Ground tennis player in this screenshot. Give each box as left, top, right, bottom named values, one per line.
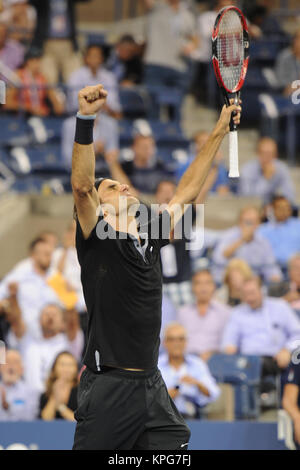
left=72, top=84, right=241, bottom=450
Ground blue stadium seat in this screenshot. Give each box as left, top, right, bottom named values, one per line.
left=12, top=175, right=70, bottom=193
left=208, top=354, right=262, bottom=419
left=0, top=115, right=32, bottom=146
left=119, top=87, right=150, bottom=118
left=9, top=143, right=68, bottom=175
left=250, top=39, right=284, bottom=66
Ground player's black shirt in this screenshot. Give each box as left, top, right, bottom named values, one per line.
left=285, top=361, right=300, bottom=409
left=76, top=211, right=170, bottom=371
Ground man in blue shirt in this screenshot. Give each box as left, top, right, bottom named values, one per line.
left=222, top=276, right=300, bottom=367
left=159, top=323, right=220, bottom=419
left=259, top=196, right=300, bottom=270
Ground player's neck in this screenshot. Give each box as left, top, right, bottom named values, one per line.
left=105, top=212, right=140, bottom=239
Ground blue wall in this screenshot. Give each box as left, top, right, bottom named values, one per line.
left=0, top=421, right=287, bottom=450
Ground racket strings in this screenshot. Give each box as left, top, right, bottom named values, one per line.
left=217, top=10, right=244, bottom=92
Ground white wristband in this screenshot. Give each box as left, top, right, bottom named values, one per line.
left=76, top=112, right=97, bottom=120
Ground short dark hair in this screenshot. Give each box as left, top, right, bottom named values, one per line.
left=85, top=43, right=103, bottom=55
left=118, top=34, right=136, bottom=45
left=271, top=194, right=290, bottom=206
left=29, top=237, right=47, bottom=253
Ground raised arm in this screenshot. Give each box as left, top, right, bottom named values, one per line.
left=71, top=85, right=108, bottom=239
left=166, top=103, right=241, bottom=231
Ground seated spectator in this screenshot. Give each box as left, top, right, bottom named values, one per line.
left=275, top=29, right=300, bottom=97
left=158, top=323, right=220, bottom=419
left=0, top=0, right=36, bottom=45
left=104, top=132, right=173, bottom=197
left=5, top=48, right=65, bottom=116
left=0, top=349, right=39, bottom=421
left=62, top=113, right=119, bottom=172
left=238, top=137, right=295, bottom=205
left=269, top=253, right=300, bottom=312
left=67, top=44, right=122, bottom=119
left=29, top=0, right=91, bottom=85
left=175, top=130, right=230, bottom=195
left=211, top=206, right=282, bottom=285
left=282, top=360, right=300, bottom=450
left=246, top=4, right=286, bottom=39
left=177, top=270, right=231, bottom=362
left=39, top=351, right=78, bottom=421
left=107, top=34, right=143, bottom=86
left=215, top=258, right=254, bottom=307
left=0, top=20, right=24, bottom=76
left=259, top=196, right=300, bottom=270
left=0, top=237, right=61, bottom=339
left=222, top=276, right=300, bottom=370
left=4, top=295, right=83, bottom=392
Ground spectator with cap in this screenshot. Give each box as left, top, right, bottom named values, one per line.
left=0, top=349, right=39, bottom=421
left=0, top=20, right=24, bottom=76
left=177, top=270, right=231, bottom=362
left=3, top=293, right=83, bottom=392
left=282, top=360, right=300, bottom=450
left=269, top=253, right=300, bottom=312
left=175, top=130, right=230, bottom=195
left=5, top=47, right=65, bottom=116
left=39, top=351, right=78, bottom=421
left=107, top=34, right=143, bottom=86
left=259, top=196, right=300, bottom=271
left=158, top=323, right=220, bottom=419
left=222, top=276, right=300, bottom=370
left=211, top=206, right=282, bottom=285
left=67, top=43, right=122, bottom=119
left=275, top=29, right=300, bottom=97
left=238, top=137, right=295, bottom=205
left=29, top=0, right=91, bottom=85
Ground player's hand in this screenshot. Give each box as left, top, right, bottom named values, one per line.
left=78, top=85, right=108, bottom=116
left=216, top=100, right=242, bottom=135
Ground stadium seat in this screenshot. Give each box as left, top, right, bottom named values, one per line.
left=208, top=354, right=262, bottom=419
left=8, top=143, right=68, bottom=175
left=0, top=115, right=33, bottom=147
left=119, top=87, right=150, bottom=118
left=28, top=116, right=65, bottom=144
left=12, top=174, right=69, bottom=194
left=250, top=39, right=287, bottom=66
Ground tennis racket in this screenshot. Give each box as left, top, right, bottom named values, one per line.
left=212, top=6, right=249, bottom=178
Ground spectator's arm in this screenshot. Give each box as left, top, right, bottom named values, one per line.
left=2, top=283, right=26, bottom=339
left=40, top=395, right=57, bottom=421
left=261, top=240, right=282, bottom=282
left=47, top=88, right=65, bottom=115
left=281, top=303, right=300, bottom=352
left=221, top=313, right=240, bottom=354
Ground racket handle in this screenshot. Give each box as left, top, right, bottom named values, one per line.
left=229, top=130, right=239, bottom=178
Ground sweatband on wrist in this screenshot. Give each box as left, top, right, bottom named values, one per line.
left=74, top=114, right=96, bottom=145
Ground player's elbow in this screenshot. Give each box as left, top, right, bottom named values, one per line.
left=71, top=180, right=93, bottom=197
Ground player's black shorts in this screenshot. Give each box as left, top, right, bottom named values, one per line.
left=73, top=365, right=191, bottom=450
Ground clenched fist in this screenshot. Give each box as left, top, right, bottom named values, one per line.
left=78, top=85, right=108, bottom=116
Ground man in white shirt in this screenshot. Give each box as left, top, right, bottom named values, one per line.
left=3, top=289, right=83, bottom=393
left=0, top=238, right=61, bottom=339
left=0, top=349, right=39, bottom=421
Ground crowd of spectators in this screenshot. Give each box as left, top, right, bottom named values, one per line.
left=0, top=0, right=299, bottom=444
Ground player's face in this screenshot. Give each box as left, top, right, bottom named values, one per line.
left=242, top=280, right=263, bottom=309
left=0, top=351, right=23, bottom=385
left=164, top=326, right=187, bottom=357
left=98, top=179, right=139, bottom=216
left=192, top=272, right=215, bottom=302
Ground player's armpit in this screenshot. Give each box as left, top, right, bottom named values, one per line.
left=72, top=187, right=99, bottom=240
